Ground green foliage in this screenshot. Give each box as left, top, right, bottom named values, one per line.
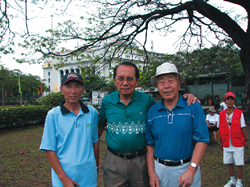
left=137, top=40, right=242, bottom=89
left=0, top=66, right=47, bottom=105
left=137, top=55, right=166, bottom=88
left=204, top=94, right=214, bottom=101
left=38, top=92, right=64, bottom=109
left=80, top=66, right=110, bottom=93
left=100, top=79, right=117, bottom=92
left=0, top=105, right=49, bottom=130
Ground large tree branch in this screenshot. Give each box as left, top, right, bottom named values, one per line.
left=224, top=0, right=250, bottom=12
left=193, top=0, right=248, bottom=49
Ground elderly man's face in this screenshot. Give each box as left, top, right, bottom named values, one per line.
left=157, top=74, right=180, bottom=102
left=114, top=65, right=139, bottom=97
left=60, top=81, right=84, bottom=105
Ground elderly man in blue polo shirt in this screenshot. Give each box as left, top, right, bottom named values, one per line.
left=40, top=72, right=99, bottom=187
left=146, top=62, right=209, bottom=187
left=98, top=61, right=199, bottom=187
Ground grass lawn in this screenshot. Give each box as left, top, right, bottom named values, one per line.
left=0, top=125, right=249, bottom=187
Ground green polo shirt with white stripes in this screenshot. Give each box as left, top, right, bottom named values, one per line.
left=99, top=90, right=157, bottom=153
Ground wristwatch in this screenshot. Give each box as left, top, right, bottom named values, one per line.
left=190, top=162, right=198, bottom=168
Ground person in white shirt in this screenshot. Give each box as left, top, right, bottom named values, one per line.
left=206, top=106, right=219, bottom=145
left=220, top=101, right=227, bottom=110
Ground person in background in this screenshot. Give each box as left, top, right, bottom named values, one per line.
left=214, top=95, right=221, bottom=113
left=206, top=106, right=220, bottom=145
left=218, top=92, right=248, bottom=187
left=220, top=100, right=227, bottom=111
left=98, top=61, right=198, bottom=187
left=40, top=72, right=99, bottom=187
left=146, top=62, right=209, bottom=187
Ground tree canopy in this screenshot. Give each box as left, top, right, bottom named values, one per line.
left=138, top=40, right=243, bottom=89
left=1, top=0, right=250, bottom=121
left=0, top=66, right=47, bottom=105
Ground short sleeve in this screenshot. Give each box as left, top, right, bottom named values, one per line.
left=39, top=110, right=57, bottom=151
left=206, top=114, right=209, bottom=121
left=92, top=108, right=99, bottom=143
left=148, top=95, right=157, bottom=109
left=98, top=99, right=107, bottom=127
left=240, top=113, right=246, bottom=128
left=146, top=108, right=155, bottom=146
left=192, top=103, right=210, bottom=143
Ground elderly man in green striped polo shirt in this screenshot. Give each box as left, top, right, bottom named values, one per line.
left=98, top=61, right=197, bottom=187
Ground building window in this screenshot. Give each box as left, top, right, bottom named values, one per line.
left=48, top=78, right=50, bottom=83
left=48, top=72, right=50, bottom=76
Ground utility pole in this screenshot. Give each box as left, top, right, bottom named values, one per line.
left=0, top=64, right=5, bottom=106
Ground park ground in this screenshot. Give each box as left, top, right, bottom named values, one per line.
left=0, top=125, right=250, bottom=187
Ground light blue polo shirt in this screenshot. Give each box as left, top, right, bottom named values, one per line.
left=40, top=100, right=98, bottom=187
left=99, top=90, right=157, bottom=153
left=146, top=94, right=209, bottom=160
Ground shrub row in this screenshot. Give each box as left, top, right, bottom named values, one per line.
left=0, top=105, right=50, bottom=130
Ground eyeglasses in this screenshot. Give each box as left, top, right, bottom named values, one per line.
left=115, top=76, right=136, bottom=83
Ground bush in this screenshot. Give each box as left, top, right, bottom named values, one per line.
left=0, top=105, right=49, bottom=130
left=38, top=92, right=64, bottom=109
left=204, top=94, right=214, bottom=101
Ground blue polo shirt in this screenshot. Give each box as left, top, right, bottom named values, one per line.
left=99, top=90, right=157, bottom=153
left=40, top=100, right=98, bottom=187
left=146, top=94, right=209, bottom=160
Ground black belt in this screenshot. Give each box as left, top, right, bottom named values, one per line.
left=154, top=156, right=191, bottom=166
left=108, top=146, right=147, bottom=159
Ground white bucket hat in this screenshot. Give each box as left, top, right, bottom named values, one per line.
left=208, top=106, right=216, bottom=113
left=151, top=62, right=185, bottom=87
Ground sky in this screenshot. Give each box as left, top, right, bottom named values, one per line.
left=1, top=0, right=247, bottom=79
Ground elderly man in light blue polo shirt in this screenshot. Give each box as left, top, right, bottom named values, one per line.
left=40, top=72, right=99, bottom=187
left=146, top=62, right=209, bottom=187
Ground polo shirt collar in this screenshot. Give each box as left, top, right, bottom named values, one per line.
left=114, top=90, right=139, bottom=104
left=158, top=93, right=186, bottom=111
left=60, top=100, right=89, bottom=115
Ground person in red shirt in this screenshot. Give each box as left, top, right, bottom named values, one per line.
left=218, top=92, right=248, bottom=187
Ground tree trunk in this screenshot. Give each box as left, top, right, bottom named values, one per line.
left=240, top=48, right=250, bottom=125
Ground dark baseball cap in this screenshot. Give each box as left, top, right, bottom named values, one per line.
left=61, top=72, right=84, bottom=86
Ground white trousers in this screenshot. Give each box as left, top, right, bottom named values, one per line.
left=154, top=160, right=201, bottom=187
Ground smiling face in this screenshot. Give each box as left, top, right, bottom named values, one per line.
left=114, top=64, right=139, bottom=98
left=60, top=81, right=84, bottom=105
left=157, top=73, right=180, bottom=103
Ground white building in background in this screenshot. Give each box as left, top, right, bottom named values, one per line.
left=42, top=49, right=166, bottom=96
